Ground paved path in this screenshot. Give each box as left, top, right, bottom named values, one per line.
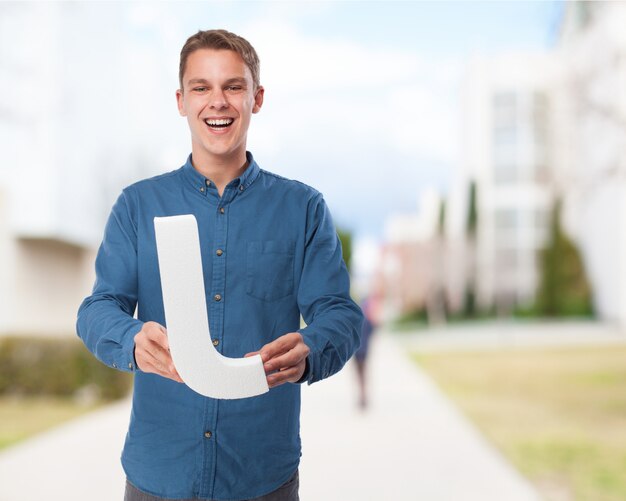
left=0, top=396, right=130, bottom=501
left=0, top=332, right=541, bottom=501
left=299, top=333, right=540, bottom=501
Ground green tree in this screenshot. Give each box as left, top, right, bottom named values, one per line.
left=438, top=198, right=446, bottom=237
left=464, top=181, right=478, bottom=317
left=535, top=199, right=594, bottom=317
left=337, top=228, right=352, bottom=273
left=466, top=181, right=478, bottom=237
left=428, top=198, right=448, bottom=325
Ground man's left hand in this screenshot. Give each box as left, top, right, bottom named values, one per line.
left=245, top=332, right=310, bottom=388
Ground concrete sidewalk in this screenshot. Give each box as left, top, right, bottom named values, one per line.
left=299, top=333, right=539, bottom=501
left=0, top=333, right=540, bottom=501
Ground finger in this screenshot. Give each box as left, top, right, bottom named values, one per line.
left=147, top=328, right=170, bottom=351
left=141, top=357, right=183, bottom=383
left=162, top=357, right=180, bottom=378
left=267, top=365, right=302, bottom=388
left=258, top=339, right=289, bottom=363
left=259, top=333, right=300, bottom=362
left=144, top=351, right=173, bottom=375
left=171, top=370, right=184, bottom=383
left=145, top=337, right=181, bottom=381
left=142, top=337, right=169, bottom=357
left=263, top=344, right=309, bottom=373
left=139, top=340, right=176, bottom=372
left=134, top=325, right=171, bottom=373
left=145, top=320, right=166, bottom=332
left=244, top=351, right=260, bottom=358
left=144, top=321, right=167, bottom=337
left=139, top=358, right=167, bottom=377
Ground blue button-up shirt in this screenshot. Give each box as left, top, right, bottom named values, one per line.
left=76, top=152, right=362, bottom=500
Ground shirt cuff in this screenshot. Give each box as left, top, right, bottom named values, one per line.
left=295, top=357, right=310, bottom=384
left=112, top=320, right=144, bottom=373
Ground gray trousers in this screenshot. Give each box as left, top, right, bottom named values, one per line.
left=124, top=470, right=299, bottom=501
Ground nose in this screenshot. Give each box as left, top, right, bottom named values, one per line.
left=209, top=88, right=228, bottom=110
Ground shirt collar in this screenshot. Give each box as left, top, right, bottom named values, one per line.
left=181, top=151, right=261, bottom=196
left=238, top=151, right=261, bottom=190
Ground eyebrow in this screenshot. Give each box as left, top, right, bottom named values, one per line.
left=186, top=77, right=248, bottom=86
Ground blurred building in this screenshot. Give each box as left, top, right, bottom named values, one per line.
left=0, top=3, right=172, bottom=335
left=352, top=0, right=626, bottom=327
left=457, top=52, right=559, bottom=313
left=378, top=50, right=561, bottom=320
left=377, top=189, right=445, bottom=322
left=555, top=0, right=626, bottom=325
left=447, top=0, right=626, bottom=324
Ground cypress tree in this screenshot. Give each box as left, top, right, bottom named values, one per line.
left=464, top=181, right=478, bottom=317
left=535, top=199, right=594, bottom=317
left=438, top=199, right=446, bottom=237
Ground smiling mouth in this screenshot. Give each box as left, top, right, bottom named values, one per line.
left=204, top=118, right=234, bottom=129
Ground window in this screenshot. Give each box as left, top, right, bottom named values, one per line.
left=495, top=209, right=519, bottom=230
left=493, top=92, right=517, bottom=128
left=492, top=92, right=519, bottom=184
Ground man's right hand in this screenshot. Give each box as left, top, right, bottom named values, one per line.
left=134, top=321, right=184, bottom=383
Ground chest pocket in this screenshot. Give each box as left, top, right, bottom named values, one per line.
left=246, top=241, right=295, bottom=301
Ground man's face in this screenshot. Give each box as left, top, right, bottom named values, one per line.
left=176, top=49, right=263, bottom=165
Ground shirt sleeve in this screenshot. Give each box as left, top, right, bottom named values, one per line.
left=297, top=193, right=363, bottom=384
left=76, top=188, right=144, bottom=373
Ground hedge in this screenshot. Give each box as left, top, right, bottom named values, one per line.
left=0, top=336, right=132, bottom=400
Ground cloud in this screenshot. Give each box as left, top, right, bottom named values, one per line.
left=243, top=18, right=461, bottom=168
left=248, top=22, right=423, bottom=92
left=238, top=18, right=461, bottom=238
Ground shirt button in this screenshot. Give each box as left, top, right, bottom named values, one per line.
left=112, top=363, right=117, bottom=368
left=214, top=294, right=222, bottom=302
left=204, top=431, right=212, bottom=439
left=216, top=249, right=223, bottom=256
left=128, top=363, right=133, bottom=370
left=206, top=180, right=211, bottom=187
left=219, top=207, right=225, bottom=214
left=239, top=185, right=244, bottom=191
left=212, top=339, right=219, bottom=346
left=200, top=187, right=205, bottom=193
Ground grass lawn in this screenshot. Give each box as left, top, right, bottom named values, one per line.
left=412, top=345, right=626, bottom=501
left=0, top=396, right=102, bottom=451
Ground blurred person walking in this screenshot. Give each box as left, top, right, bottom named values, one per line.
left=76, top=29, right=362, bottom=501
left=354, top=294, right=380, bottom=410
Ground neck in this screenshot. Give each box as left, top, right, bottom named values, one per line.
left=190, top=148, right=248, bottom=196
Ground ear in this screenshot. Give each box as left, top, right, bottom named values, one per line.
left=176, top=89, right=186, bottom=117
left=252, top=86, right=264, bottom=114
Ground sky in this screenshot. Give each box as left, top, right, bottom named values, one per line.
left=116, top=0, right=563, bottom=240
left=1, top=0, right=564, bottom=246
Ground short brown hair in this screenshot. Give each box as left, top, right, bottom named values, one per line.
left=179, top=29, right=260, bottom=90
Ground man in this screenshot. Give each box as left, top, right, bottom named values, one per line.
left=76, top=29, right=362, bottom=501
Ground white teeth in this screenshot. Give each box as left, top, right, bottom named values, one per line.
left=205, top=118, right=233, bottom=126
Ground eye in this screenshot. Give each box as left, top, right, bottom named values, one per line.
left=226, top=86, right=243, bottom=92
left=192, top=86, right=208, bottom=92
